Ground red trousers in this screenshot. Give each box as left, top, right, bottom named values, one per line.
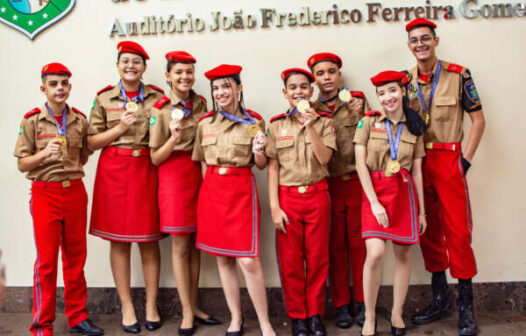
left=30, top=179, right=89, bottom=336
left=328, top=174, right=365, bottom=307
left=420, top=146, right=477, bottom=279
left=276, top=180, right=331, bottom=319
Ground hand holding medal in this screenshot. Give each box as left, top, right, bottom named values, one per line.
left=169, top=118, right=182, bottom=142
left=43, top=138, right=62, bottom=159
left=252, top=131, right=266, bottom=155
left=120, top=109, right=137, bottom=129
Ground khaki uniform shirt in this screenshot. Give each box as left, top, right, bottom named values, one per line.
left=405, top=60, right=482, bottom=144
left=149, top=90, right=208, bottom=151
left=353, top=111, right=425, bottom=172
left=312, top=91, right=370, bottom=177
left=266, top=111, right=337, bottom=186
left=88, top=84, right=164, bottom=149
left=14, top=105, right=91, bottom=181
left=192, top=109, right=265, bottom=167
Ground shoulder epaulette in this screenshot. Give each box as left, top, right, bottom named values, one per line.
left=247, top=109, right=263, bottom=120
left=149, top=84, right=165, bottom=94
left=199, top=95, right=208, bottom=103
left=270, top=113, right=286, bottom=123
left=316, top=111, right=332, bottom=118
left=447, top=63, right=464, bottom=74
left=97, top=85, right=113, bottom=96
left=199, top=110, right=214, bottom=122
left=366, top=110, right=381, bottom=117
left=154, top=96, right=170, bottom=109
left=72, top=107, right=86, bottom=118
left=351, top=91, right=365, bottom=99
left=24, top=107, right=41, bottom=119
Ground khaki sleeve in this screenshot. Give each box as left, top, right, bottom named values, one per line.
left=265, top=123, right=277, bottom=159
left=88, top=96, right=107, bottom=135
left=80, top=117, right=93, bottom=162
left=353, top=117, right=370, bottom=146
left=191, top=122, right=204, bottom=162
left=257, top=118, right=266, bottom=134
left=149, top=107, right=170, bottom=149
left=321, top=118, right=337, bottom=151
left=413, top=135, right=426, bottom=159
left=14, top=117, right=35, bottom=158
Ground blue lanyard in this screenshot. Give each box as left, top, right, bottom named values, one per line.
left=219, top=108, right=256, bottom=125
left=288, top=108, right=298, bottom=117
left=319, top=91, right=338, bottom=104
left=385, top=120, right=404, bottom=161
left=416, top=61, right=441, bottom=114
left=177, top=99, right=192, bottom=118
left=118, top=80, right=144, bottom=109
left=45, top=103, right=67, bottom=136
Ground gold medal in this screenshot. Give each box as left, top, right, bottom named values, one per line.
left=386, top=160, right=401, bottom=175
left=424, top=113, right=430, bottom=125
left=171, top=108, right=184, bottom=120
left=248, top=124, right=261, bottom=137
left=55, top=135, right=67, bottom=149
left=338, top=89, right=352, bottom=103
left=126, top=101, right=139, bottom=113
left=297, top=100, right=310, bottom=114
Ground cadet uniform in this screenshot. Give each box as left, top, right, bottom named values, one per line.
left=309, top=52, right=369, bottom=310
left=14, top=64, right=95, bottom=336
left=88, top=42, right=165, bottom=243
left=266, top=68, right=337, bottom=320
left=192, top=65, right=265, bottom=257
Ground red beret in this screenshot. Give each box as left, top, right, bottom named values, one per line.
left=370, top=71, right=407, bottom=86
left=117, top=41, right=150, bottom=60
left=281, top=68, right=315, bottom=83
left=204, top=64, right=243, bottom=81
left=405, top=18, right=437, bottom=32
left=165, top=51, right=196, bottom=64
left=307, top=52, right=342, bottom=69
left=41, top=63, right=71, bottom=77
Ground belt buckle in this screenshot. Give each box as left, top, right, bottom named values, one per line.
left=426, top=142, right=433, bottom=150
left=218, top=167, right=227, bottom=175
left=451, top=144, right=456, bottom=151
left=298, top=186, right=307, bottom=194
left=341, top=174, right=350, bottom=181
left=62, top=180, right=71, bottom=188
left=132, top=149, right=140, bottom=157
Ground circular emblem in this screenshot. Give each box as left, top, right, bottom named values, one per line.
left=171, top=108, right=184, bottom=120
left=126, top=101, right=139, bottom=113
left=248, top=124, right=261, bottom=137
left=297, top=100, right=310, bottom=114
left=338, top=89, right=351, bottom=103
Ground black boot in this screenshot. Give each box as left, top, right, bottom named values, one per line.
left=291, top=318, right=309, bottom=336
left=458, top=279, right=478, bottom=336
left=411, top=271, right=453, bottom=325
left=355, top=301, right=366, bottom=327
left=307, top=315, right=327, bottom=336
left=335, top=304, right=353, bottom=329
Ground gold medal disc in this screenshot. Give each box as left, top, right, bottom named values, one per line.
left=338, top=89, right=352, bottom=103
left=297, top=100, right=310, bottom=114
left=126, top=101, right=139, bottom=113
left=386, top=160, right=401, bottom=174
left=56, top=135, right=67, bottom=148
left=424, top=113, right=430, bottom=125
left=248, top=124, right=261, bottom=137
left=171, top=109, right=184, bottom=120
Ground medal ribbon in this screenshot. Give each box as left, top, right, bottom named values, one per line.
left=288, top=108, right=298, bottom=117
left=219, top=108, right=256, bottom=125
left=416, top=60, right=441, bottom=114
left=177, top=99, right=192, bottom=118
left=118, top=80, right=145, bottom=110
left=45, top=103, right=67, bottom=136
left=319, top=91, right=339, bottom=104
left=385, top=120, right=404, bottom=161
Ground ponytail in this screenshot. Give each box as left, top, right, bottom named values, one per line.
left=403, top=105, right=426, bottom=136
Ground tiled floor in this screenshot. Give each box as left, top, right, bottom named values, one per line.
left=1, top=311, right=525, bottom=336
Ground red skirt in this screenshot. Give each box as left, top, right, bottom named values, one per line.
left=158, top=151, right=202, bottom=235
left=90, top=147, right=164, bottom=243
left=196, top=166, right=260, bottom=257
left=361, top=170, right=419, bottom=244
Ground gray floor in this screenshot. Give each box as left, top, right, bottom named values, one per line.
left=1, top=311, right=525, bottom=336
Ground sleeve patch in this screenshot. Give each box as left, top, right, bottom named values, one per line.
left=150, top=116, right=157, bottom=126
left=357, top=119, right=364, bottom=129
left=91, top=100, right=96, bottom=110
left=464, top=80, right=480, bottom=104
left=18, top=125, right=23, bottom=134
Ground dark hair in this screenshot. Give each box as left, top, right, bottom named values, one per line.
left=210, top=74, right=245, bottom=113
left=408, top=25, right=436, bottom=37
left=283, top=72, right=312, bottom=87
left=117, top=52, right=146, bottom=65
left=166, top=61, right=195, bottom=73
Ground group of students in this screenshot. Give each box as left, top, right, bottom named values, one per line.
left=14, top=17, right=485, bottom=336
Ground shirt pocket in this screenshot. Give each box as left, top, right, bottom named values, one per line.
left=64, top=137, right=83, bottom=169
left=276, top=138, right=294, bottom=162
left=338, top=119, right=359, bottom=157
left=434, top=96, right=457, bottom=122
left=180, top=121, right=196, bottom=143
left=106, top=111, right=123, bottom=129
left=36, top=137, right=63, bottom=164
left=201, top=135, right=218, bottom=162
left=399, top=133, right=417, bottom=162
left=368, top=130, right=388, bottom=154
left=232, top=135, right=252, bottom=158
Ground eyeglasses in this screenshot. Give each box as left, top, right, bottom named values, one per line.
left=408, top=35, right=435, bottom=45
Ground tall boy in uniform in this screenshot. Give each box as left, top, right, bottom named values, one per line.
left=14, top=63, right=103, bottom=336
left=309, top=52, right=369, bottom=328
left=403, top=18, right=485, bottom=336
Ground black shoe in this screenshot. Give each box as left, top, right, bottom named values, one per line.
left=411, top=271, right=453, bottom=325
left=122, top=322, right=140, bottom=334
left=69, top=319, right=104, bottom=336
left=458, top=279, right=478, bottom=336
left=390, top=323, right=406, bottom=336
left=361, top=320, right=377, bottom=336
left=178, top=326, right=195, bottom=336
left=356, top=302, right=366, bottom=327
left=145, top=319, right=162, bottom=331
left=335, top=304, right=353, bottom=329
left=307, top=315, right=326, bottom=336
left=225, top=317, right=244, bottom=336
left=291, top=319, right=308, bottom=336
left=195, top=315, right=222, bottom=325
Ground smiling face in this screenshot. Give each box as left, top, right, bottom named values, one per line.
left=407, top=26, right=439, bottom=63
left=116, top=52, right=146, bottom=83
left=376, top=81, right=405, bottom=115
left=166, top=63, right=195, bottom=96
left=283, top=73, right=314, bottom=108
left=211, top=77, right=242, bottom=111
left=312, top=61, right=341, bottom=94
left=40, top=75, right=71, bottom=106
